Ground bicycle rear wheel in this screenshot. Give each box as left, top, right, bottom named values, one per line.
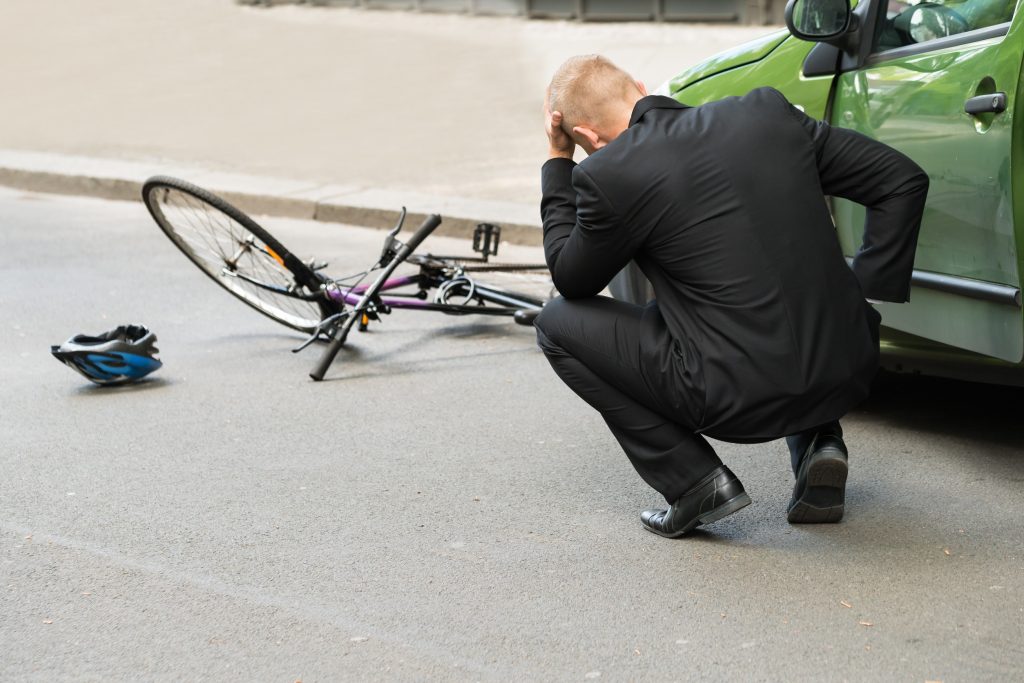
left=142, top=176, right=331, bottom=333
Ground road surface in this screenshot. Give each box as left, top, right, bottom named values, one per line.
left=2, top=188, right=1022, bottom=681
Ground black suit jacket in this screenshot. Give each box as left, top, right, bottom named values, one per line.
left=540, top=88, right=928, bottom=439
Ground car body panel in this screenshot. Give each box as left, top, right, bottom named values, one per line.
left=671, top=35, right=833, bottom=119
left=831, top=22, right=1024, bottom=362
left=662, top=29, right=791, bottom=94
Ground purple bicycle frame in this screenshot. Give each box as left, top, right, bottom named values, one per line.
left=325, top=272, right=544, bottom=316
left=327, top=275, right=433, bottom=309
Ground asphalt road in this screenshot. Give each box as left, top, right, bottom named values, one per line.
left=2, top=188, right=1023, bottom=681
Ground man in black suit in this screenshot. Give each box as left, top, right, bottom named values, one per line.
left=536, top=55, right=928, bottom=537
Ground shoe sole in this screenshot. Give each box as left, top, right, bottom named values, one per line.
left=643, top=491, right=753, bottom=539
left=787, top=447, right=847, bottom=524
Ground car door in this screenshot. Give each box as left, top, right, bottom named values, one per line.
left=830, top=0, right=1024, bottom=362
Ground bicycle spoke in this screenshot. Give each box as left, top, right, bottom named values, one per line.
left=147, top=182, right=325, bottom=332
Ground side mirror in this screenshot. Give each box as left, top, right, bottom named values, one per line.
left=785, top=0, right=853, bottom=41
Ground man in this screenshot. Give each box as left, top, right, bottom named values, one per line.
left=535, top=55, right=928, bottom=538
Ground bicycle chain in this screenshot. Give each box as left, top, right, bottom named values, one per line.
left=450, top=263, right=549, bottom=273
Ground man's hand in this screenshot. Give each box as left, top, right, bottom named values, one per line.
left=545, top=98, right=575, bottom=161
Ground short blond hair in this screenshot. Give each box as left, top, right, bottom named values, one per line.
left=548, top=55, right=639, bottom=132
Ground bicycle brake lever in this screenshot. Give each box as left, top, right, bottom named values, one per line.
left=379, top=240, right=400, bottom=267
left=292, top=333, right=322, bottom=354
left=391, top=207, right=407, bottom=236
left=291, top=312, right=349, bottom=353
left=378, top=207, right=408, bottom=266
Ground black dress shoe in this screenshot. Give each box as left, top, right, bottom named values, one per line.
left=640, top=465, right=751, bottom=538
left=787, top=431, right=848, bottom=523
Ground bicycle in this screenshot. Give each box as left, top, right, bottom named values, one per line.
left=141, top=176, right=549, bottom=381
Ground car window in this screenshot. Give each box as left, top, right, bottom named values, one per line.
left=874, top=0, right=1016, bottom=53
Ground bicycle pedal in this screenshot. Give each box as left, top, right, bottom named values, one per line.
left=472, top=223, right=501, bottom=260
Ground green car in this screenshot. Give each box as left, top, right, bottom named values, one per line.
left=621, top=0, right=1023, bottom=386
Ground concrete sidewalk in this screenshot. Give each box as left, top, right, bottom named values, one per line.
left=0, top=0, right=777, bottom=236
left=0, top=149, right=544, bottom=243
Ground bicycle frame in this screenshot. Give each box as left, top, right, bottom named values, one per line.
left=326, top=273, right=545, bottom=315
left=307, top=213, right=548, bottom=381
left=141, top=177, right=548, bottom=381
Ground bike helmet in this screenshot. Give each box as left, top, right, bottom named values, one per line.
left=51, top=324, right=162, bottom=386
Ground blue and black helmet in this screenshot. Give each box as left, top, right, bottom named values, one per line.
left=51, top=324, right=162, bottom=386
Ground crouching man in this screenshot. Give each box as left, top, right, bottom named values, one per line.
left=535, top=55, right=928, bottom=537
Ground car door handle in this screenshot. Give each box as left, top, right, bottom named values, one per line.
left=965, top=92, right=1007, bottom=115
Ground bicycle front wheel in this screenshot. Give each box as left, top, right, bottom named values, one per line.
left=142, top=176, right=330, bottom=333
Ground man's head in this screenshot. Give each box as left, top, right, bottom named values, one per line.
left=547, top=55, right=647, bottom=155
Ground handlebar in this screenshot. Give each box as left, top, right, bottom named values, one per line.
left=309, top=333, right=342, bottom=382
left=398, top=213, right=442, bottom=257
left=310, top=213, right=443, bottom=382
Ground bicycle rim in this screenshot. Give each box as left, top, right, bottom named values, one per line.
left=143, top=177, right=327, bottom=333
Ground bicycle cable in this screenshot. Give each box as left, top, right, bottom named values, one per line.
left=327, top=267, right=375, bottom=307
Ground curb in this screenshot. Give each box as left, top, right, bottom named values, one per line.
left=0, top=150, right=544, bottom=246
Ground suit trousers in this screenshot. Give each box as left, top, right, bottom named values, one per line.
left=535, top=296, right=844, bottom=503
left=534, top=296, right=723, bottom=503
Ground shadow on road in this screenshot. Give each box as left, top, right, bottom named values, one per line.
left=69, top=376, right=172, bottom=397
left=858, top=371, right=1024, bottom=453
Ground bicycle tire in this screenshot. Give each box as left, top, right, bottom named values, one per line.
left=142, top=176, right=332, bottom=333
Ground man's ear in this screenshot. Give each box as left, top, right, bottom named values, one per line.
left=636, top=80, right=648, bottom=96
left=572, top=125, right=602, bottom=151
